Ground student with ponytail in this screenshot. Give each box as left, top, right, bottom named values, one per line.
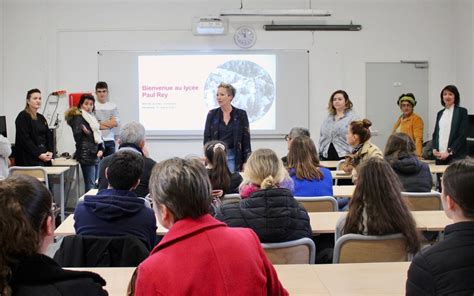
left=215, top=148, right=311, bottom=243
left=0, top=175, right=107, bottom=296
left=204, top=140, right=242, bottom=197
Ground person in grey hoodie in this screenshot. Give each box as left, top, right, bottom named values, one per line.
left=74, top=150, right=157, bottom=250
left=384, top=133, right=432, bottom=192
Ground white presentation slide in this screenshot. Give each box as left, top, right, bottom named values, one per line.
left=138, top=54, right=276, bottom=132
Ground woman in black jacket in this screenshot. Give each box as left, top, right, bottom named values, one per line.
left=0, top=175, right=107, bottom=296
left=215, top=148, right=311, bottom=243
left=384, top=133, right=432, bottom=192
left=65, top=94, right=104, bottom=192
left=14, top=89, right=53, bottom=166
left=203, top=82, right=251, bottom=173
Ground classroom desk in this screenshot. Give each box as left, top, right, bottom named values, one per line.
left=56, top=210, right=451, bottom=237
left=69, top=262, right=410, bottom=296
left=52, top=157, right=80, bottom=200
left=44, top=166, right=70, bottom=222
left=331, top=170, right=352, bottom=180
left=429, top=164, right=448, bottom=174
left=320, top=160, right=341, bottom=169
left=332, top=185, right=355, bottom=197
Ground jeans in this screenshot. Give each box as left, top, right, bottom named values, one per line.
left=227, top=149, right=236, bottom=173
left=81, top=164, right=98, bottom=193
left=103, top=140, right=116, bottom=158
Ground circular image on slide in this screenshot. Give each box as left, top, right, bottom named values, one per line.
left=204, top=60, right=275, bottom=123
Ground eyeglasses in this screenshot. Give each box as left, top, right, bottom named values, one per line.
left=285, top=135, right=291, bottom=142
left=51, top=203, right=60, bottom=217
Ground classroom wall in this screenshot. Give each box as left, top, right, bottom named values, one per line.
left=0, top=0, right=4, bottom=115
left=1, top=0, right=472, bottom=161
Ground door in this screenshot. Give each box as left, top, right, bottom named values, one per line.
left=366, top=62, right=429, bottom=150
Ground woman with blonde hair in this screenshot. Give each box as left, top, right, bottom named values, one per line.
left=215, top=148, right=311, bottom=243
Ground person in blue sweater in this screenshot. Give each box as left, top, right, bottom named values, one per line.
left=287, top=135, right=333, bottom=197
left=74, top=150, right=157, bottom=250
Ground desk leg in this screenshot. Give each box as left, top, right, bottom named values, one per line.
left=60, top=172, right=65, bottom=222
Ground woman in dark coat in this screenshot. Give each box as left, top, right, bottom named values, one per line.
left=204, top=82, right=251, bottom=172
left=14, top=89, right=53, bottom=166
left=0, top=175, right=107, bottom=296
left=65, top=94, right=104, bottom=192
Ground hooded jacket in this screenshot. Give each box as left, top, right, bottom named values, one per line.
left=215, top=188, right=312, bottom=243
left=387, top=154, right=432, bottom=192
left=65, top=107, right=103, bottom=166
left=74, top=189, right=157, bottom=250
left=10, top=253, right=107, bottom=296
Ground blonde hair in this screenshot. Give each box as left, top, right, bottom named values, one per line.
left=241, top=148, right=289, bottom=190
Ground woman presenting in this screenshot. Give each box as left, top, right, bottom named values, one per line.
left=204, top=82, right=251, bottom=172
left=392, top=93, right=424, bottom=157
left=432, top=85, right=469, bottom=164
left=318, top=90, right=359, bottom=160
left=14, top=89, right=53, bottom=166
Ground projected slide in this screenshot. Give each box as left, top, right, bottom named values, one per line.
left=138, top=54, right=276, bottom=132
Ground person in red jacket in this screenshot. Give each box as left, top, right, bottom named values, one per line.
left=134, top=157, right=288, bottom=296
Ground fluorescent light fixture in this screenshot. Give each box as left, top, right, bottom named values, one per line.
left=263, top=24, right=362, bottom=31
left=220, top=9, right=332, bottom=17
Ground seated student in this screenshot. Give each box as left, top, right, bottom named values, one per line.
left=98, top=121, right=156, bottom=197
left=134, top=157, right=288, bottom=295
left=406, top=158, right=474, bottom=295
left=384, top=133, right=432, bottom=192
left=215, top=148, right=311, bottom=243
left=74, top=150, right=157, bottom=250
left=0, top=175, right=107, bottom=295
left=335, top=158, right=420, bottom=256
left=204, top=140, right=242, bottom=198
left=281, top=127, right=310, bottom=167
left=287, top=135, right=333, bottom=197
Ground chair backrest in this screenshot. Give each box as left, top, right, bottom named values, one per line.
left=54, top=235, right=149, bottom=267
left=295, top=196, right=338, bottom=212
left=222, top=193, right=241, bottom=204
left=333, top=233, right=410, bottom=263
left=402, top=191, right=442, bottom=211
left=261, top=238, right=316, bottom=264
left=9, top=166, right=49, bottom=187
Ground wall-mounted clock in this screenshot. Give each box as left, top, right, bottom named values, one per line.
left=234, top=26, right=257, bottom=49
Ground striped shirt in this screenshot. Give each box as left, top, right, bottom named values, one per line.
left=318, top=109, right=360, bottom=158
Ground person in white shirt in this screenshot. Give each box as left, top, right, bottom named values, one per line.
left=432, top=85, right=469, bottom=165
left=94, top=81, right=120, bottom=157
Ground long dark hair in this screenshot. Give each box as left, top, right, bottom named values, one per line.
left=343, top=158, right=420, bottom=253
left=440, top=85, right=460, bottom=106
left=0, top=175, right=53, bottom=296
left=288, top=135, right=323, bottom=180
left=24, top=88, right=41, bottom=119
left=204, top=141, right=231, bottom=192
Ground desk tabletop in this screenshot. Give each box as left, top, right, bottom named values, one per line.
left=333, top=185, right=355, bottom=197
left=69, top=262, right=410, bottom=296
left=320, top=160, right=341, bottom=169
left=56, top=210, right=451, bottom=237
left=52, top=157, right=79, bottom=166
left=429, top=164, right=448, bottom=174
left=331, top=170, right=352, bottom=180
left=43, top=166, right=70, bottom=175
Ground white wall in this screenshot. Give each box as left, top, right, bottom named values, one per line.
left=0, top=0, right=4, bottom=114
left=1, top=0, right=471, bottom=161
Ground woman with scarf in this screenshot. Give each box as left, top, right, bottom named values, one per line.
left=65, top=94, right=104, bottom=192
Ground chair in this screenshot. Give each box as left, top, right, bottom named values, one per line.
left=333, top=233, right=411, bottom=263
left=54, top=235, right=149, bottom=267
left=295, top=196, right=338, bottom=212
left=9, top=166, right=49, bottom=187
left=222, top=193, right=240, bottom=204
left=261, top=238, right=316, bottom=264
left=402, top=191, right=442, bottom=211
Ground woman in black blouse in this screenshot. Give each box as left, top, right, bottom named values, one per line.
left=14, top=89, right=53, bottom=166
left=204, top=82, right=251, bottom=173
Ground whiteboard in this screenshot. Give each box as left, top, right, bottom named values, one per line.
left=98, top=50, right=309, bottom=139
